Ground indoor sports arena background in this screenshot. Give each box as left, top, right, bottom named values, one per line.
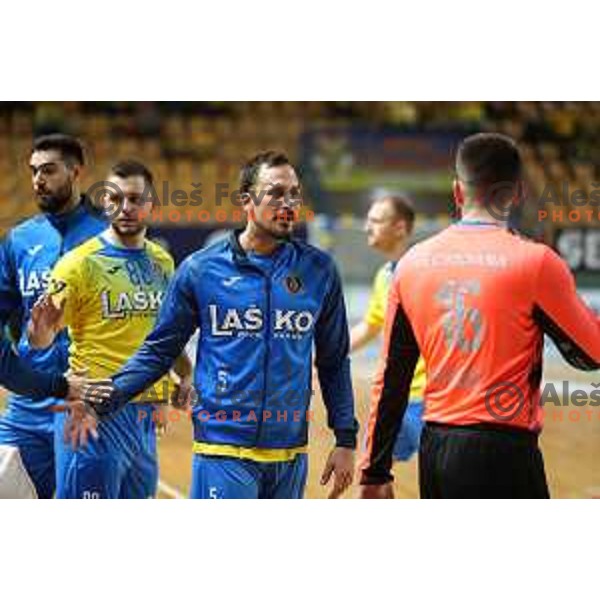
left=1, top=101, right=599, bottom=497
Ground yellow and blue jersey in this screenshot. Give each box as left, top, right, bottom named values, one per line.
left=48, top=234, right=176, bottom=403
left=365, top=261, right=426, bottom=400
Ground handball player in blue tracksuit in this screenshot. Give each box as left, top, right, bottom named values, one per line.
left=89, top=151, right=358, bottom=499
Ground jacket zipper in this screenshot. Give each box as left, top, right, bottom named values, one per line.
left=254, top=270, right=271, bottom=446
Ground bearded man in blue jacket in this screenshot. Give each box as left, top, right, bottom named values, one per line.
left=0, top=134, right=106, bottom=498
left=85, top=150, right=358, bottom=499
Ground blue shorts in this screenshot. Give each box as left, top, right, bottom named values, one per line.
left=190, top=453, right=308, bottom=499
left=0, top=411, right=56, bottom=499
left=392, top=400, right=425, bottom=462
left=54, top=403, right=158, bottom=499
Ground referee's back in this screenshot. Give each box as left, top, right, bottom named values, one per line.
left=360, top=132, right=600, bottom=498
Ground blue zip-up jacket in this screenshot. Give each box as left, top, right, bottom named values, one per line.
left=0, top=199, right=105, bottom=427
left=109, top=230, right=358, bottom=449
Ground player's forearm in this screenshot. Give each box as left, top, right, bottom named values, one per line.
left=17, top=334, right=62, bottom=365
left=535, top=248, right=600, bottom=369
left=535, top=305, right=600, bottom=370
left=111, top=326, right=193, bottom=409
left=360, top=302, right=419, bottom=485
left=360, top=392, right=409, bottom=485
left=314, top=264, right=358, bottom=446
left=317, top=357, right=359, bottom=448
left=111, top=342, right=178, bottom=402
left=350, top=321, right=380, bottom=353
left=0, top=339, right=68, bottom=399
left=26, top=320, right=59, bottom=349
left=0, top=309, right=12, bottom=331
left=0, top=238, right=20, bottom=331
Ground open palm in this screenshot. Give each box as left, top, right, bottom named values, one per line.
left=28, top=294, right=65, bottom=348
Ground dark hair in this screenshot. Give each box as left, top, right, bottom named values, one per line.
left=456, top=133, right=522, bottom=204
left=110, top=159, right=154, bottom=186
left=239, top=151, right=291, bottom=194
left=379, top=194, right=415, bottom=233
left=31, top=133, right=85, bottom=166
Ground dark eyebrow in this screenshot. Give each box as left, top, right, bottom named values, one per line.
left=269, top=183, right=302, bottom=192
left=30, top=161, right=58, bottom=171
left=106, top=188, right=133, bottom=199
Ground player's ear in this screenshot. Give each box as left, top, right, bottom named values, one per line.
left=514, top=179, right=526, bottom=207
left=100, top=191, right=116, bottom=217
left=71, top=163, right=82, bottom=182
left=453, top=179, right=465, bottom=208
left=239, top=191, right=254, bottom=217
left=394, top=218, right=408, bottom=237
left=152, top=195, right=162, bottom=213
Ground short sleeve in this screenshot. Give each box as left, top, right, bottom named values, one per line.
left=48, top=253, right=84, bottom=328
left=365, top=266, right=388, bottom=327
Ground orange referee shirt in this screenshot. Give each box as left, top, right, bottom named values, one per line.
left=361, top=221, right=600, bottom=484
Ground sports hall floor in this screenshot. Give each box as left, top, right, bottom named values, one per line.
left=155, top=364, right=600, bottom=499
left=1, top=355, right=599, bottom=499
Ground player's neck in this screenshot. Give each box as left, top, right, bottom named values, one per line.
left=53, top=192, right=81, bottom=216
left=104, top=226, right=146, bottom=249
left=239, top=223, right=282, bottom=255
left=384, top=240, right=408, bottom=262
left=460, top=207, right=507, bottom=227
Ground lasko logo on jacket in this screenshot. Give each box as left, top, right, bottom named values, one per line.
left=18, top=268, right=52, bottom=297
left=209, top=305, right=315, bottom=340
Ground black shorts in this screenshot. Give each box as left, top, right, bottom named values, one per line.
left=419, top=422, right=550, bottom=499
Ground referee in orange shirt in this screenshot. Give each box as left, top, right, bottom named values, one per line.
left=359, top=132, right=600, bottom=499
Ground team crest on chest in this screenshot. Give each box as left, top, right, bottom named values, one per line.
left=284, top=275, right=302, bottom=294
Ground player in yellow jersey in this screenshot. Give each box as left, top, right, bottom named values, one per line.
left=27, top=160, right=191, bottom=498
left=350, top=193, right=426, bottom=465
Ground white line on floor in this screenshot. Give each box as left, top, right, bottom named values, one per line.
left=157, top=479, right=185, bottom=499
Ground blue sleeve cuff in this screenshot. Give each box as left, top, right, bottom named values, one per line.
left=334, top=424, right=359, bottom=449
left=50, top=374, right=69, bottom=399
left=17, top=334, right=57, bottom=361
left=89, top=384, right=130, bottom=420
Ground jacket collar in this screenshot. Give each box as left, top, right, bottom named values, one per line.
left=228, top=228, right=249, bottom=265
left=228, top=228, right=291, bottom=267
left=44, top=195, right=104, bottom=234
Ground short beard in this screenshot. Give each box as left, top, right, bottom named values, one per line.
left=36, top=185, right=74, bottom=214
left=254, top=218, right=293, bottom=242
left=112, top=222, right=146, bottom=238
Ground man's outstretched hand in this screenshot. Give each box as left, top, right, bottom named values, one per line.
left=52, top=371, right=116, bottom=450
left=62, top=400, right=100, bottom=450
left=65, top=371, right=114, bottom=406
left=169, top=373, right=195, bottom=411
left=320, top=447, right=355, bottom=499
left=28, top=294, right=65, bottom=349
